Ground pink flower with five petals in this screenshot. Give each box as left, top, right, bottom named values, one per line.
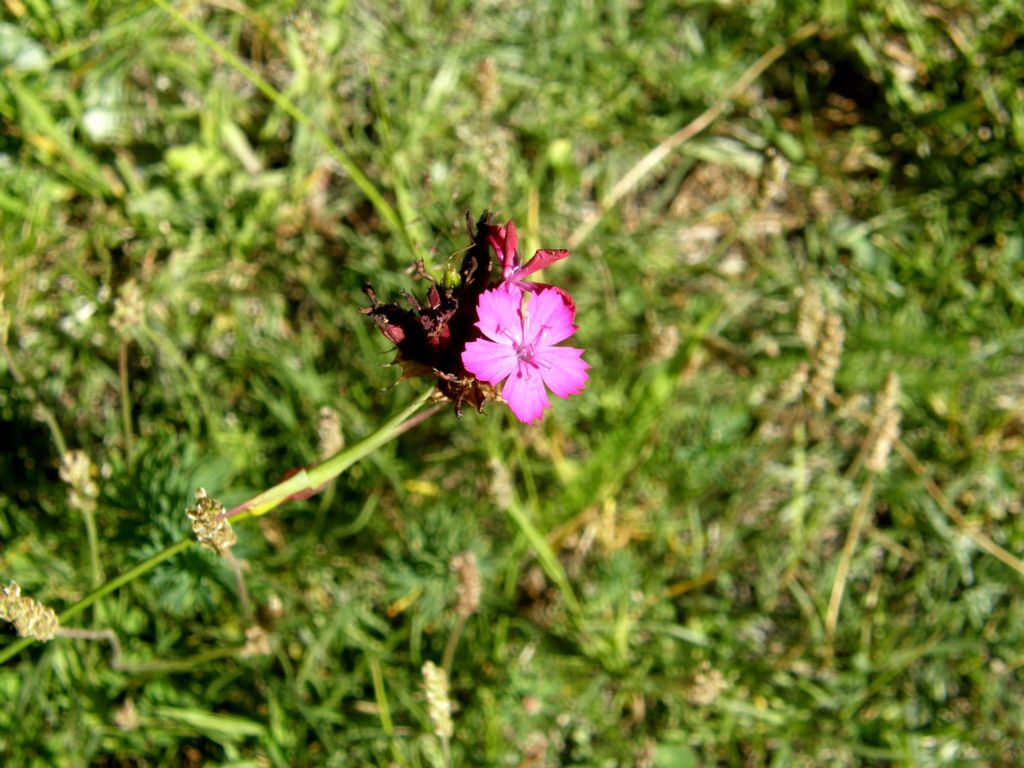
left=461, top=287, right=589, bottom=424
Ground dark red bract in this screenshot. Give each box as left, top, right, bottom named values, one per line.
left=362, top=212, right=500, bottom=415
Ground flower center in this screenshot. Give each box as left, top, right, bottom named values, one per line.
left=515, top=342, right=535, bottom=362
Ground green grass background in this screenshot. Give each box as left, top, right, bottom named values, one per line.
left=2, top=1, right=1024, bottom=765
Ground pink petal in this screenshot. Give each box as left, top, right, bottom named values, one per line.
left=462, top=338, right=517, bottom=386
left=497, top=280, right=527, bottom=299
left=517, top=281, right=576, bottom=312
left=525, top=288, right=578, bottom=346
left=503, top=222, right=519, bottom=266
left=501, top=363, right=551, bottom=424
left=488, top=220, right=519, bottom=273
left=536, top=345, right=590, bottom=398
left=486, top=225, right=507, bottom=260
left=487, top=223, right=506, bottom=243
left=518, top=248, right=569, bottom=278
left=473, top=288, right=523, bottom=345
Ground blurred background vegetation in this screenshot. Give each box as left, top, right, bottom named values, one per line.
left=2, top=1, right=1023, bottom=765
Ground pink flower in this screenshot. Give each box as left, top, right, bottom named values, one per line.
left=488, top=221, right=572, bottom=306
left=461, top=287, right=589, bottom=424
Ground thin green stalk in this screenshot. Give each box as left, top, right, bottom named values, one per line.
left=367, top=653, right=405, bottom=766
left=229, top=390, right=437, bottom=523
left=66, top=538, right=194, bottom=627
left=82, top=506, right=103, bottom=591
left=0, top=538, right=193, bottom=665
left=148, top=0, right=414, bottom=259
left=782, top=421, right=808, bottom=587
left=52, top=626, right=238, bottom=674
left=118, top=339, right=134, bottom=466
left=441, top=613, right=468, bottom=677
left=824, top=474, right=876, bottom=663
left=0, top=390, right=436, bottom=665
left=485, top=429, right=582, bottom=622
left=504, top=499, right=582, bottom=620
left=117, top=645, right=239, bottom=675
left=511, top=425, right=540, bottom=513
left=335, top=493, right=380, bottom=538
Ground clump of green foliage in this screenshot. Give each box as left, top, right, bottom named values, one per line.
left=2, top=1, right=1023, bottom=765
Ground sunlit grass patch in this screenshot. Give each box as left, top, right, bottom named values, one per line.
left=2, top=1, right=1023, bottom=765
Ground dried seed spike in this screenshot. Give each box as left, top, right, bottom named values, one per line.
left=110, top=279, right=145, bottom=337
left=685, top=660, right=726, bottom=706
left=451, top=551, right=481, bottom=618
left=474, top=57, right=500, bottom=114
left=317, top=406, right=343, bottom=459
left=487, top=456, right=514, bottom=512
left=808, top=312, right=845, bottom=412
left=187, top=488, right=236, bottom=556
left=114, top=698, right=139, bottom=731
left=876, top=371, right=901, bottom=416
left=796, top=284, right=825, bottom=350
left=59, top=450, right=100, bottom=513
left=778, top=362, right=810, bottom=406
left=865, top=372, right=902, bottom=474
left=0, top=581, right=60, bottom=642
left=421, top=661, right=453, bottom=740
left=240, top=625, right=272, bottom=658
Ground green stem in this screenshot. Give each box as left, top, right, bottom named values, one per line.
left=441, top=613, right=468, bottom=677
left=228, top=390, right=437, bottom=523
left=334, top=493, right=380, bottom=539
left=0, top=390, right=437, bottom=665
left=119, top=339, right=134, bottom=466
left=82, top=506, right=103, bottom=592
left=0, top=538, right=192, bottom=665
left=367, top=653, right=405, bottom=765
left=504, top=500, right=582, bottom=620
left=118, top=645, right=239, bottom=675
left=148, top=0, right=414, bottom=259
left=486, top=430, right=582, bottom=622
